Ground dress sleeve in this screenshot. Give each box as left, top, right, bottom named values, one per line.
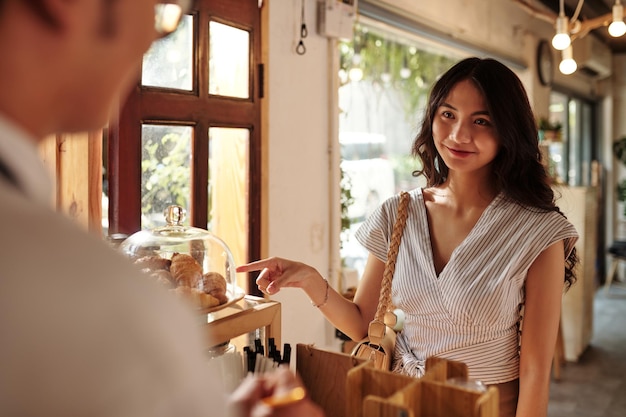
left=518, top=210, right=579, bottom=275
left=540, top=211, right=579, bottom=259
left=354, top=193, right=401, bottom=263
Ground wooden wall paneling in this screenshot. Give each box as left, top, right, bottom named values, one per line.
left=43, top=131, right=103, bottom=235
left=57, top=132, right=90, bottom=229
left=88, top=131, right=103, bottom=235
left=38, top=134, right=58, bottom=209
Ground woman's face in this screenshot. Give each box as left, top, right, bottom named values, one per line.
left=431, top=79, right=500, bottom=177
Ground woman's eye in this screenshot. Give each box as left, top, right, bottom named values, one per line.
left=441, top=111, right=453, bottom=119
left=475, top=118, right=491, bottom=126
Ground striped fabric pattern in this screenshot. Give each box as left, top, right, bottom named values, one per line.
left=355, top=188, right=579, bottom=384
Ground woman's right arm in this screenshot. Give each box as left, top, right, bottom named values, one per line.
left=235, top=253, right=385, bottom=341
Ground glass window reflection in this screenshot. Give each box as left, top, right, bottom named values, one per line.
left=209, top=22, right=250, bottom=98
left=208, top=127, right=249, bottom=283
left=141, top=124, right=193, bottom=229
left=142, top=15, right=194, bottom=91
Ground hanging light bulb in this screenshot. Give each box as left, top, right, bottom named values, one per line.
left=338, top=68, right=348, bottom=84
left=348, top=55, right=363, bottom=82
left=559, top=45, right=577, bottom=75
left=348, top=67, right=363, bottom=82
left=552, top=0, right=571, bottom=50
left=609, top=1, right=626, bottom=37
left=380, top=69, right=392, bottom=83
left=552, top=15, right=571, bottom=50
left=400, top=53, right=411, bottom=79
left=381, top=42, right=392, bottom=83
left=348, top=39, right=363, bottom=82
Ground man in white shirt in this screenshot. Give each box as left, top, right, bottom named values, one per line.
left=0, top=1, right=322, bottom=416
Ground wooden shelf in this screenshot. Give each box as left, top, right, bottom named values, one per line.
left=201, top=295, right=281, bottom=351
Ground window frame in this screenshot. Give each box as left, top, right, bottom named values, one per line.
left=106, top=0, right=262, bottom=294
left=549, top=90, right=598, bottom=187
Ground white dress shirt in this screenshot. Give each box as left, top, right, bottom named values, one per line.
left=0, top=113, right=228, bottom=416
left=0, top=114, right=52, bottom=204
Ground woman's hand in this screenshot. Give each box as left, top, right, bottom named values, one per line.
left=228, top=366, right=325, bottom=417
left=238, top=254, right=386, bottom=341
left=236, top=257, right=323, bottom=297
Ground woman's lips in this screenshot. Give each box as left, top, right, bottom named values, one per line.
left=446, top=146, right=474, bottom=157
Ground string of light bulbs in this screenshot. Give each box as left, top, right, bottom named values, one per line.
left=551, top=0, right=625, bottom=75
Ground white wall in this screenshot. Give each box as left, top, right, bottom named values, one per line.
left=264, top=0, right=614, bottom=349
left=265, top=0, right=338, bottom=350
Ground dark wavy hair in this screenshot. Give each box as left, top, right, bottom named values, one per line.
left=411, top=57, right=578, bottom=289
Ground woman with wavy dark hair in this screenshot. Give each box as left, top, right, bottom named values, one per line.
left=238, top=57, right=579, bottom=417
left=413, top=57, right=578, bottom=289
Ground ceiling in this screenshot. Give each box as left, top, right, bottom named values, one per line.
left=538, top=0, right=626, bottom=53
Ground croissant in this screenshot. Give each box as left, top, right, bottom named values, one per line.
left=173, top=286, right=220, bottom=309
left=169, top=253, right=202, bottom=288
left=134, top=255, right=171, bottom=271
left=149, top=270, right=175, bottom=288
left=201, top=272, right=228, bottom=304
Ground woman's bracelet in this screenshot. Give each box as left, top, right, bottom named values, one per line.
left=311, top=278, right=329, bottom=308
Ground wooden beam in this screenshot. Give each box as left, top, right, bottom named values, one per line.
left=38, top=130, right=102, bottom=235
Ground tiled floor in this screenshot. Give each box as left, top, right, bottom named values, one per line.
left=548, top=282, right=626, bottom=417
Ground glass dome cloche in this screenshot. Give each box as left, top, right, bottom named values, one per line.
left=120, top=205, right=244, bottom=312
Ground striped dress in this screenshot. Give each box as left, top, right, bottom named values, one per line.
left=354, top=188, right=578, bottom=384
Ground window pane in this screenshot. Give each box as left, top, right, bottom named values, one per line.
left=338, top=22, right=459, bottom=275
left=141, top=124, right=192, bottom=229
left=548, top=92, right=568, bottom=184
left=580, top=102, right=592, bottom=186
left=142, top=15, right=194, bottom=91
left=208, top=127, right=249, bottom=289
left=568, top=100, right=581, bottom=186
left=209, top=22, right=250, bottom=98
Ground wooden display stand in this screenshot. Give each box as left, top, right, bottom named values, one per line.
left=553, top=185, right=598, bottom=362
left=297, top=345, right=499, bottom=417
left=203, top=295, right=281, bottom=350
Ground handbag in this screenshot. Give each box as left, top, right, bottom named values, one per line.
left=351, top=191, right=410, bottom=370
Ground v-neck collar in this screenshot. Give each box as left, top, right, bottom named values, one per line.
left=416, top=188, right=503, bottom=279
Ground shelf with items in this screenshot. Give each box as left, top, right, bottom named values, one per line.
left=202, top=295, right=281, bottom=355
left=200, top=295, right=282, bottom=393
